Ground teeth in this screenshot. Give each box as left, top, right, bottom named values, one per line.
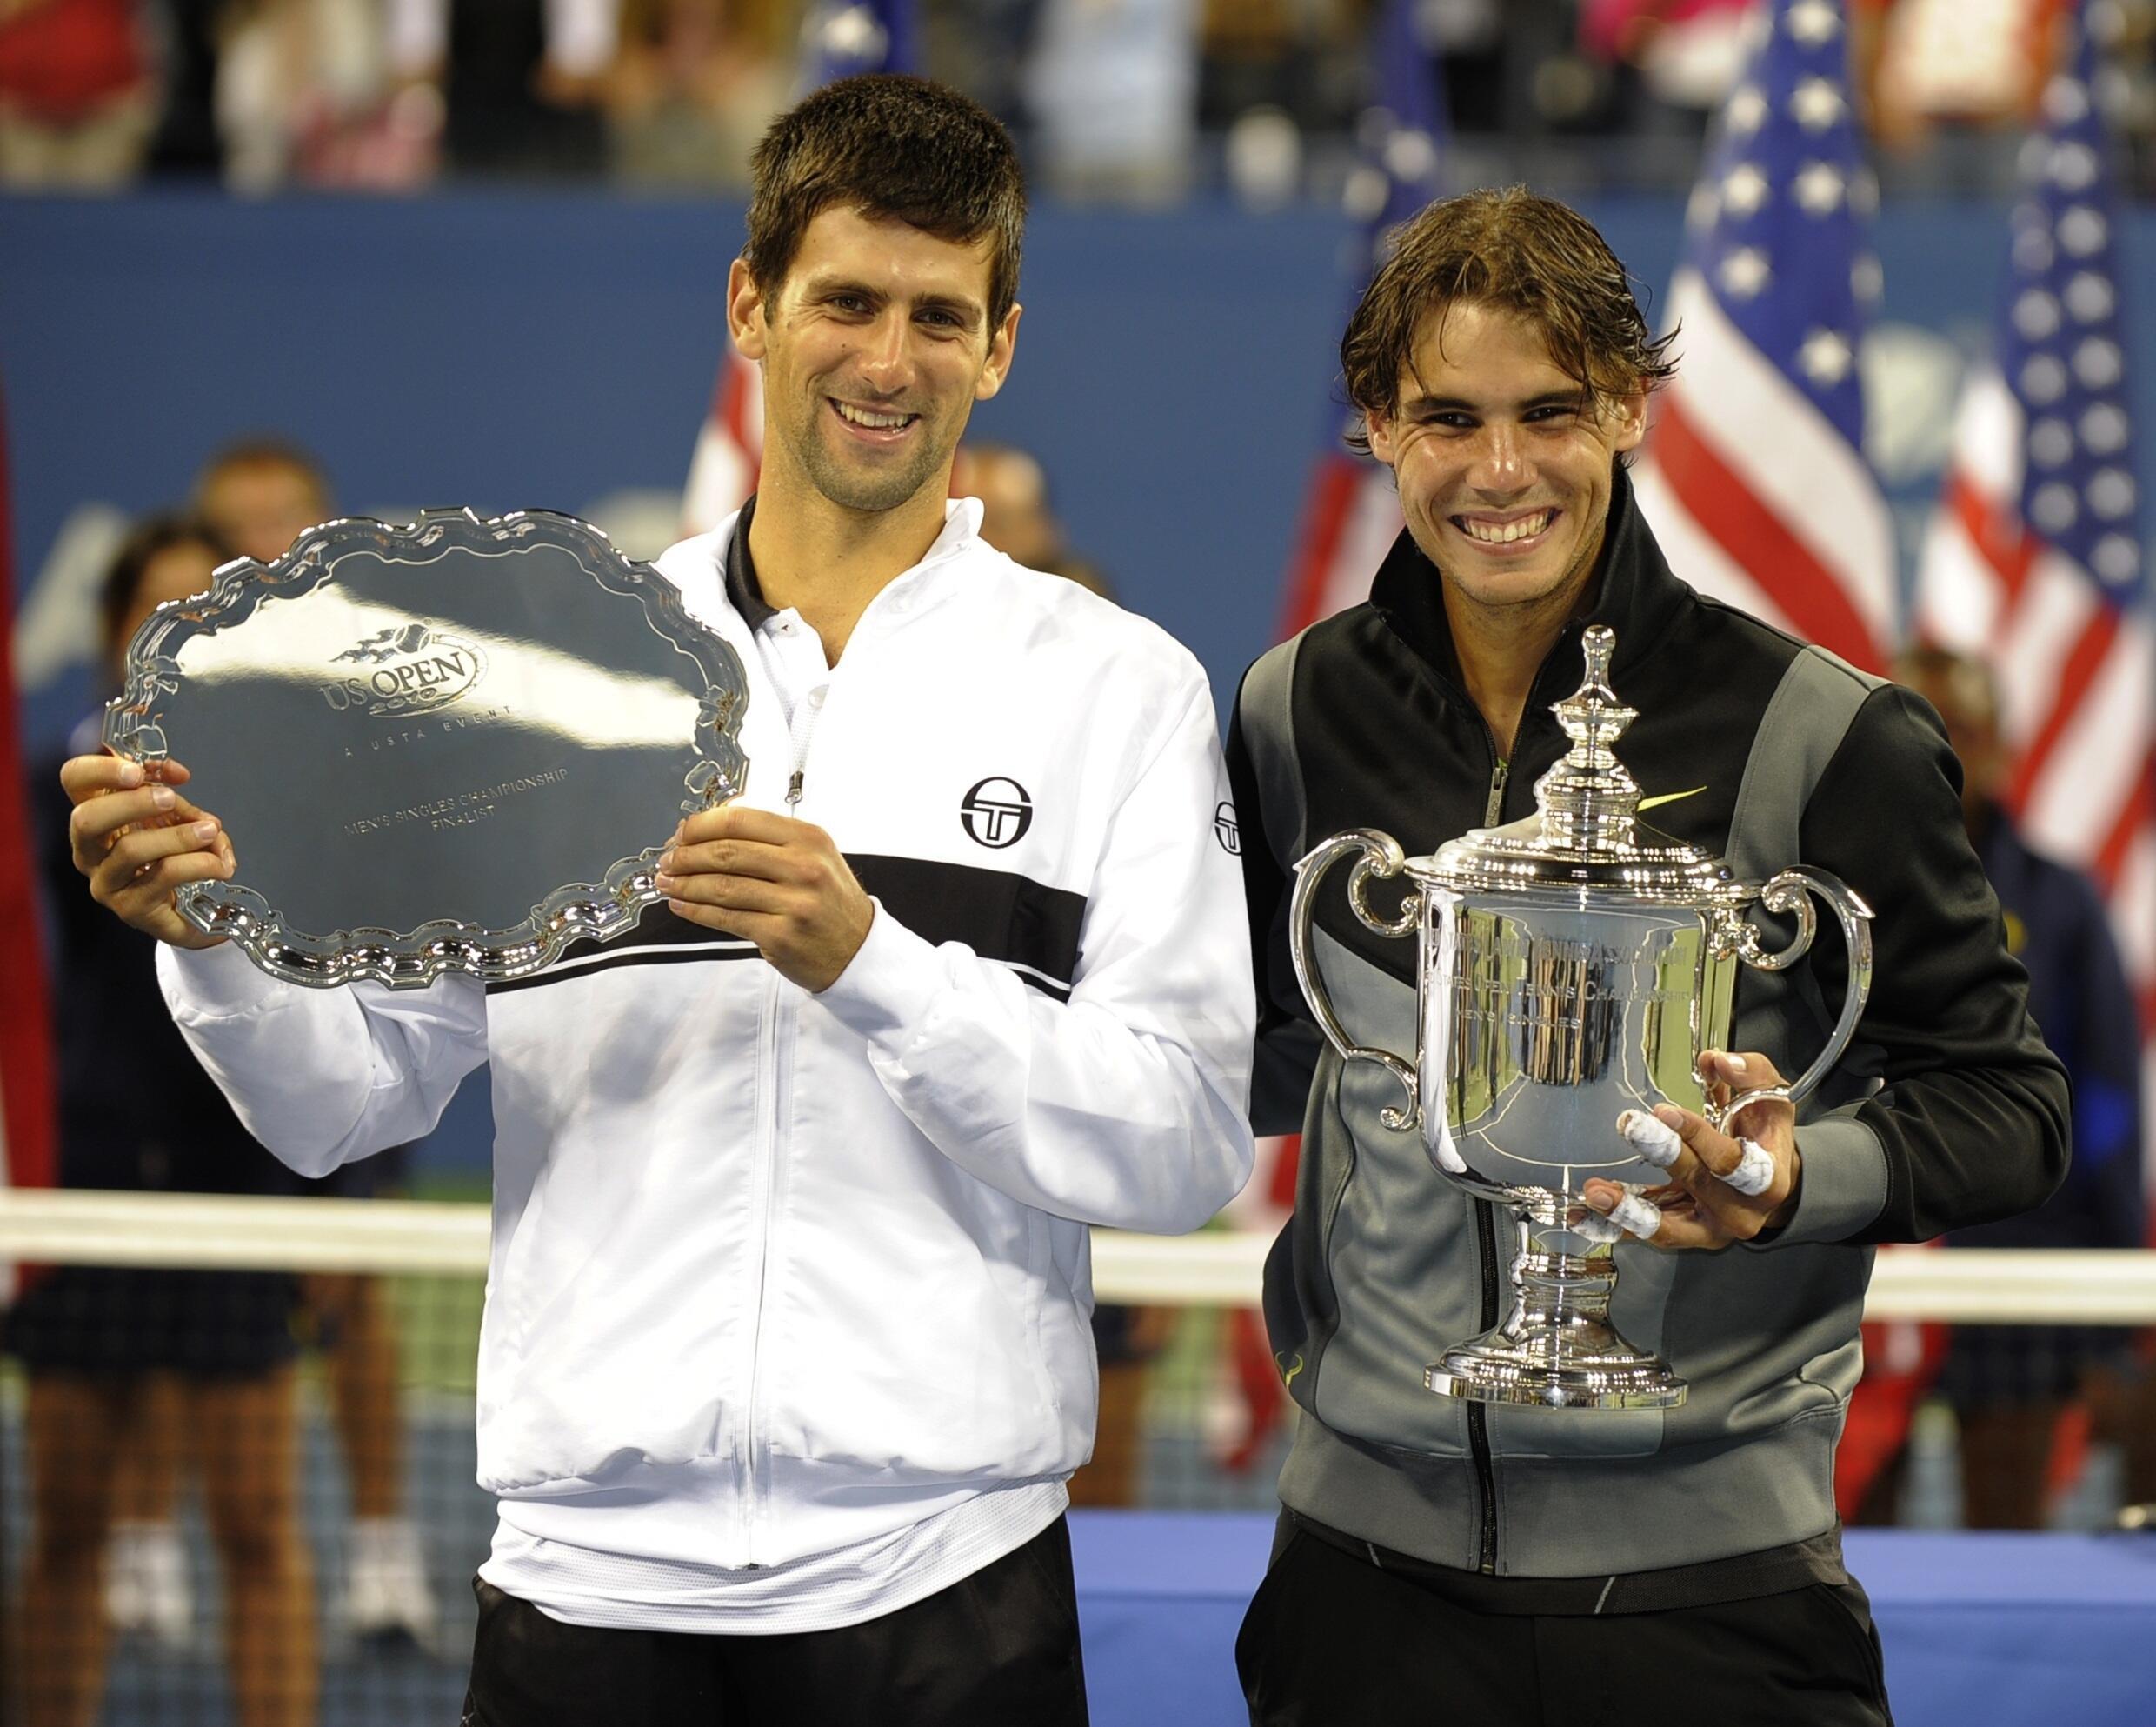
left=836, top=402, right=911, bottom=430
left=1460, top=510, right=1552, bottom=544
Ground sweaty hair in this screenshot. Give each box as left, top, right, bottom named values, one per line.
left=743, top=74, right=1027, bottom=333
left=99, top=512, right=234, bottom=661
left=1339, top=186, right=1679, bottom=456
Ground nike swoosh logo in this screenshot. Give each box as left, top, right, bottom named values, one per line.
left=1637, top=786, right=1707, bottom=812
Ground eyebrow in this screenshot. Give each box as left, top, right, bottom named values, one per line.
left=806, top=275, right=987, bottom=328
left=1403, top=389, right=1587, bottom=416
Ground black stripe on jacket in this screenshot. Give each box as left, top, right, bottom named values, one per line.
left=487, top=854, right=1086, bottom=1000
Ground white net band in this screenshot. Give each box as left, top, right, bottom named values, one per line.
left=3, top=1189, right=2153, bottom=1323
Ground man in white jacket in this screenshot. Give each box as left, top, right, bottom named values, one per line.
left=61, top=74, right=1254, bottom=1725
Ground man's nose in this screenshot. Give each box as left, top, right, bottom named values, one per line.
left=1468, top=424, right=1529, bottom=493
left=855, top=310, right=914, bottom=392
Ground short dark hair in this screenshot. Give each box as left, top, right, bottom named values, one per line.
left=99, top=512, right=234, bottom=661
left=744, top=74, right=1027, bottom=332
left=193, top=437, right=332, bottom=510
left=1894, top=644, right=2001, bottom=729
left=1340, top=186, right=1679, bottom=456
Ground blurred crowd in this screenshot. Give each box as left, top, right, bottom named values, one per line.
left=10, top=0, right=2156, bottom=198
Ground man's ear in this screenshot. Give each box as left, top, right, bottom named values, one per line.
left=1610, top=388, right=1649, bottom=457
left=727, top=257, right=768, bottom=362
left=1365, top=410, right=1399, bottom=467
left=975, top=302, right=1022, bottom=403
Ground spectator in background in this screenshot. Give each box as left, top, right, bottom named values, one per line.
left=96, top=443, right=440, bottom=1652
left=5, top=514, right=317, bottom=1727
left=1853, top=647, right=2146, bottom=1530
left=195, top=437, right=335, bottom=562
left=216, top=0, right=442, bottom=191
left=959, top=440, right=1113, bottom=598
left=1026, top=0, right=1199, bottom=202
left=1577, top=0, right=1751, bottom=137
left=925, top=0, right=1041, bottom=133
left=197, top=437, right=441, bottom=1644
left=388, top=0, right=616, bottom=177
left=1851, top=0, right=2053, bottom=155
left=963, top=439, right=1166, bottom=1506
left=0, top=0, right=156, bottom=188
left=601, top=0, right=791, bottom=190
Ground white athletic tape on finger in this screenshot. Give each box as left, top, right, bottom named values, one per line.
left=1574, top=1209, right=1626, bottom=1245
left=1722, top=1137, right=1775, bottom=1197
left=1617, top=1108, right=1683, bottom=1169
left=1607, top=1193, right=1663, bottom=1240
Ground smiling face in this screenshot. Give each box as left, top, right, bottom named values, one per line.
left=1367, top=300, right=1646, bottom=641
left=729, top=205, right=1019, bottom=518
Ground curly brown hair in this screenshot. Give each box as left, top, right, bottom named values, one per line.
left=1340, top=186, right=1679, bottom=457
left=744, top=75, right=1027, bottom=334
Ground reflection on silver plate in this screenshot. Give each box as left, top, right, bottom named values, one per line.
left=105, top=508, right=749, bottom=990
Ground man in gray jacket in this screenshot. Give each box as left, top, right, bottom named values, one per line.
left=1227, top=187, right=2067, bottom=1724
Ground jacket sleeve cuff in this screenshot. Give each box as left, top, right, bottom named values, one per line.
left=158, top=939, right=283, bottom=1019
left=815, top=901, right=943, bottom=1051
left=1747, top=1114, right=1889, bottom=1248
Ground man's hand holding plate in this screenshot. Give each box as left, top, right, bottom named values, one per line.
left=61, top=754, right=234, bottom=950
left=655, top=803, right=874, bottom=994
left=1580, top=1050, right=1801, bottom=1249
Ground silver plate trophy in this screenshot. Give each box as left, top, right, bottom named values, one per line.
left=105, top=509, right=750, bottom=989
left=1289, top=626, right=1873, bottom=1410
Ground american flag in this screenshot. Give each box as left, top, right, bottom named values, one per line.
left=1913, top=0, right=2154, bottom=1033
left=680, top=1, right=920, bottom=535
left=1274, top=0, right=1447, bottom=636
left=1632, top=0, right=1897, bottom=673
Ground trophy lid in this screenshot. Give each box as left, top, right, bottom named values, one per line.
left=1407, top=625, right=1751, bottom=904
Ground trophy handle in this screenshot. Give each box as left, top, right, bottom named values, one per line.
left=1289, top=830, right=1423, bottom=1131
left=1722, top=867, right=1876, bottom=1130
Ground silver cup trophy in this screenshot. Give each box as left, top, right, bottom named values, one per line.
left=1288, top=626, right=1873, bottom=1410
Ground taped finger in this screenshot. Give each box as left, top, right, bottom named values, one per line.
left=1574, top=1209, right=1626, bottom=1245
left=1721, top=1137, right=1776, bottom=1197
left=1607, top=1192, right=1664, bottom=1240
left=1617, top=1108, right=1683, bottom=1169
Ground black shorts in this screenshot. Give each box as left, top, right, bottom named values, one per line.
left=462, top=1514, right=1089, bottom=1727
left=3, top=1264, right=300, bottom=1378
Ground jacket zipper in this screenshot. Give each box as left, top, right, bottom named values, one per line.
left=741, top=670, right=824, bottom=1560
left=1469, top=747, right=1508, bottom=1573
left=740, top=967, right=784, bottom=1564
left=787, top=685, right=826, bottom=810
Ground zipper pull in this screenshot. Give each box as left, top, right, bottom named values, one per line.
left=787, top=770, right=804, bottom=807
left=1485, top=757, right=1509, bottom=827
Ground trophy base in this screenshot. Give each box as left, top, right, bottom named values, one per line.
left=1422, top=1198, right=1688, bottom=1410
left=1424, top=1334, right=1687, bottom=1410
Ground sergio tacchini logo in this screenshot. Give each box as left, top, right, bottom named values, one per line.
left=961, top=777, right=1034, bottom=849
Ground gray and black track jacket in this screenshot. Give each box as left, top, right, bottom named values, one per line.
left=1227, top=468, right=2069, bottom=1589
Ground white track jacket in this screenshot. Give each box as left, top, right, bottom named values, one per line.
left=158, top=500, right=1254, bottom=1622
